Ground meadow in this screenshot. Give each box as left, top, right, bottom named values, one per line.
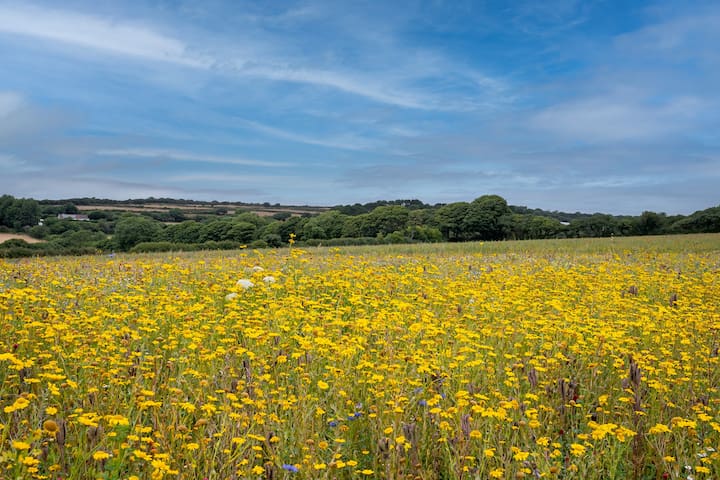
left=1, top=234, right=719, bottom=479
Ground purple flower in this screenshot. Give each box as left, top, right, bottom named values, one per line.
left=282, top=464, right=299, bottom=473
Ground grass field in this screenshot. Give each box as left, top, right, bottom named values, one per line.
left=1, top=234, right=719, bottom=479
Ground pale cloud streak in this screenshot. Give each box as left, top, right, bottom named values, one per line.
left=0, top=4, right=209, bottom=67
left=241, top=65, right=434, bottom=110
left=528, top=94, right=705, bottom=142
left=97, top=148, right=291, bottom=168
left=233, top=118, right=380, bottom=151
left=0, top=91, right=23, bottom=117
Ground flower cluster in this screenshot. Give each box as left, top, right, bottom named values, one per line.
left=0, top=242, right=719, bottom=479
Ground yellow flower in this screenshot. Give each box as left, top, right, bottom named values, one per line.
left=489, top=468, right=504, bottom=478
left=317, top=380, right=329, bottom=390
left=22, top=456, right=40, bottom=466
left=614, top=426, right=636, bottom=442
left=93, top=451, right=111, bottom=461
left=513, top=451, right=530, bottom=461
left=12, top=440, right=31, bottom=450
left=43, top=419, right=59, bottom=433
left=4, top=396, right=30, bottom=413
left=569, top=443, right=586, bottom=456
left=648, top=423, right=671, bottom=434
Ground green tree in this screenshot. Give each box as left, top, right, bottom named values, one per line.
left=226, top=222, right=257, bottom=243
left=165, top=221, right=203, bottom=243
left=114, top=215, right=163, bottom=250
left=0, top=196, right=40, bottom=230
left=235, top=212, right=270, bottom=228
left=199, top=220, right=234, bottom=242
left=463, top=195, right=511, bottom=241
left=341, top=214, right=370, bottom=238
left=168, top=208, right=186, bottom=222
left=635, top=211, right=666, bottom=235
left=272, top=212, right=292, bottom=221
left=277, top=216, right=308, bottom=243
left=62, top=203, right=79, bottom=214
left=302, top=211, right=347, bottom=239
left=435, top=202, right=470, bottom=241
left=365, top=206, right=410, bottom=237
left=670, top=206, right=720, bottom=233
left=569, top=214, right=619, bottom=237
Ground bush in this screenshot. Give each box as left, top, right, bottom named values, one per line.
left=130, top=242, right=204, bottom=253
left=248, top=239, right=268, bottom=249
left=302, top=237, right=382, bottom=247
left=200, top=240, right=241, bottom=251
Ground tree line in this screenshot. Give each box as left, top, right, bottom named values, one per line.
left=1, top=193, right=719, bottom=257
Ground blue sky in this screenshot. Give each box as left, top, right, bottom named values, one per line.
left=0, top=0, right=718, bottom=214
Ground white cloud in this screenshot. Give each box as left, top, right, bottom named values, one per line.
left=242, top=64, right=432, bottom=110
left=529, top=95, right=704, bottom=142
left=0, top=91, right=23, bottom=117
left=0, top=153, right=29, bottom=170
left=0, top=4, right=508, bottom=111
left=166, top=173, right=332, bottom=190
left=615, top=9, right=720, bottom=60
left=0, top=4, right=208, bottom=67
left=233, top=118, right=379, bottom=151
left=97, top=148, right=291, bottom=168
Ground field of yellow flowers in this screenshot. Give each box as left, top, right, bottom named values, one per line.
left=1, top=235, right=719, bottom=479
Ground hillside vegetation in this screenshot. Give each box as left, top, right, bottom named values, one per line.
left=1, top=194, right=719, bottom=258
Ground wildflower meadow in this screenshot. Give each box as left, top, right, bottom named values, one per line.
left=1, top=234, right=719, bottom=479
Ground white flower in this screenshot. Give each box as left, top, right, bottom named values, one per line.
left=263, top=275, right=276, bottom=284
left=236, top=279, right=255, bottom=289
left=251, top=266, right=264, bottom=272
left=225, top=292, right=238, bottom=301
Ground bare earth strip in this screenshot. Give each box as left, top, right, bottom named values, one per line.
left=0, top=233, right=43, bottom=244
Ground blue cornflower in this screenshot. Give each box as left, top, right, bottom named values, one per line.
left=282, top=464, right=299, bottom=473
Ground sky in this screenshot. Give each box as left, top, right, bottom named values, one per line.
left=0, top=0, right=718, bottom=215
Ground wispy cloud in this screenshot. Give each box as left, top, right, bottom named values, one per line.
left=614, top=8, right=720, bottom=64
left=0, top=3, right=509, bottom=111
left=528, top=94, right=705, bottom=142
left=0, top=91, right=23, bottom=117
left=233, top=118, right=379, bottom=151
left=239, top=64, right=436, bottom=110
left=0, top=4, right=208, bottom=67
left=96, top=148, right=291, bottom=168
left=0, top=91, right=75, bottom=146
